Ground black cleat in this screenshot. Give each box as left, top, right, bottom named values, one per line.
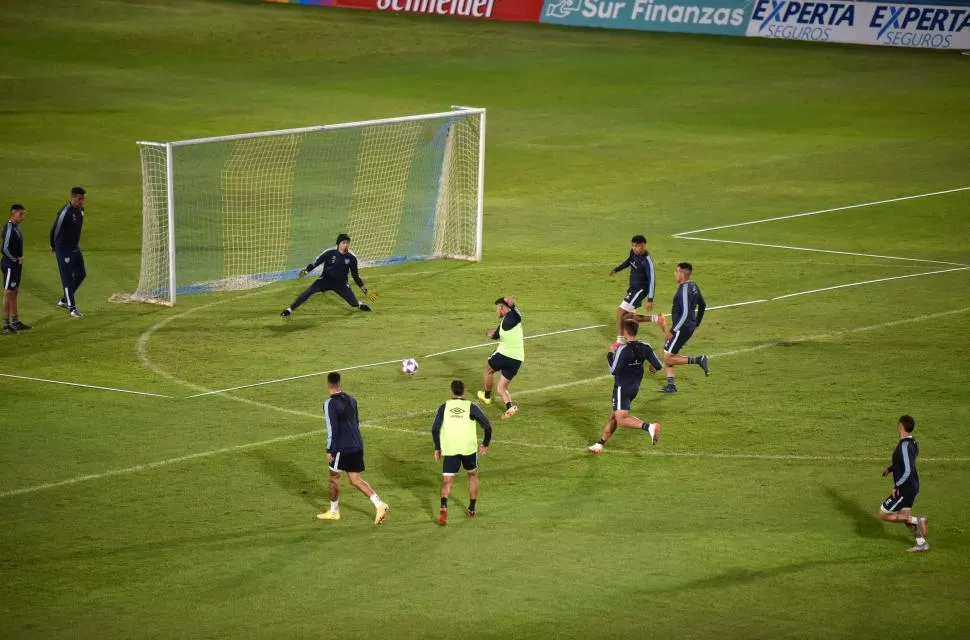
left=658, top=384, right=678, bottom=394
left=358, top=303, right=372, bottom=312
left=698, top=355, right=710, bottom=377
left=280, top=309, right=291, bottom=317
left=11, top=322, right=32, bottom=330
left=2, top=325, right=18, bottom=335
left=467, top=508, right=476, bottom=518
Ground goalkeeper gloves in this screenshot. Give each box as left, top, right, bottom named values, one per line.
left=362, top=287, right=378, bottom=302
left=299, top=263, right=313, bottom=278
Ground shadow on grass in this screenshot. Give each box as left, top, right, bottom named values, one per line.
left=522, top=394, right=598, bottom=444
left=248, top=450, right=372, bottom=521
left=380, top=453, right=438, bottom=520
left=660, top=555, right=876, bottom=595
left=249, top=449, right=325, bottom=510
left=265, top=320, right=317, bottom=334
left=823, top=486, right=909, bottom=543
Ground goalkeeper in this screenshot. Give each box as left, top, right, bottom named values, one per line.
left=280, top=233, right=374, bottom=317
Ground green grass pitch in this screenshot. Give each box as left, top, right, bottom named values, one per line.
left=2, top=1, right=970, bottom=638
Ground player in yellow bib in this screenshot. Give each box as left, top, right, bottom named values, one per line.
left=432, top=379, right=492, bottom=526
left=477, top=296, right=523, bottom=419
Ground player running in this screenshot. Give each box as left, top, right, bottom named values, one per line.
left=588, top=319, right=663, bottom=454
left=609, top=234, right=655, bottom=345
left=316, top=372, right=389, bottom=525
left=878, top=415, right=929, bottom=553
left=641, top=262, right=709, bottom=393
left=432, top=379, right=492, bottom=526
left=280, top=233, right=375, bottom=317
left=478, top=296, right=523, bottom=420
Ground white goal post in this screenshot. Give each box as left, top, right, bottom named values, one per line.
left=117, top=106, right=486, bottom=305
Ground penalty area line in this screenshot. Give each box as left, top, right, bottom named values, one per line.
left=188, top=324, right=611, bottom=398
left=672, top=186, right=970, bottom=237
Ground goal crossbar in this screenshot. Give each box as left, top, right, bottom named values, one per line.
left=118, top=106, right=486, bottom=306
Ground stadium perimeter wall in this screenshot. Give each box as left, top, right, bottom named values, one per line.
left=265, top=0, right=970, bottom=50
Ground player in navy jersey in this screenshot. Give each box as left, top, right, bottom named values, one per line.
left=2, top=204, right=31, bottom=334
left=316, top=372, right=389, bottom=525
left=50, top=187, right=86, bottom=318
left=588, top=319, right=663, bottom=454
left=280, top=233, right=373, bottom=317
left=642, top=262, right=709, bottom=393
left=878, top=415, right=929, bottom=553
left=609, top=234, right=656, bottom=345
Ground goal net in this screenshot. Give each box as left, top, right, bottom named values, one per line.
left=117, top=107, right=485, bottom=305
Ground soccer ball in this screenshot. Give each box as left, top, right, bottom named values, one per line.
left=401, top=358, right=419, bottom=375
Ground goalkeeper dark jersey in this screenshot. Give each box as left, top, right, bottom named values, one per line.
left=309, top=248, right=365, bottom=288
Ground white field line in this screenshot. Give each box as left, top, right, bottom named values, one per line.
left=706, top=299, right=768, bottom=311
left=184, top=358, right=405, bottom=399
left=672, top=186, right=970, bottom=236
left=771, top=267, right=970, bottom=300
left=423, top=324, right=607, bottom=359
left=188, top=324, right=612, bottom=398
left=0, top=373, right=173, bottom=399
left=676, top=236, right=970, bottom=267
left=10, top=305, right=969, bottom=500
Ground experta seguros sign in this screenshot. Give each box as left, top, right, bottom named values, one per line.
left=746, top=0, right=970, bottom=48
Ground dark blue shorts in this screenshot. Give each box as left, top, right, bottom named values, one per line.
left=488, top=352, right=522, bottom=381
left=442, top=453, right=478, bottom=476
left=329, top=449, right=364, bottom=473
left=664, top=325, right=695, bottom=354
left=1, top=259, right=22, bottom=291
left=620, top=286, right=648, bottom=311
left=612, top=384, right=640, bottom=411
left=882, top=491, right=917, bottom=512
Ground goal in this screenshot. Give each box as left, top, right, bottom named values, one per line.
left=118, top=106, right=485, bottom=305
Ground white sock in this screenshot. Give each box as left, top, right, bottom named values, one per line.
left=915, top=536, right=926, bottom=545
left=329, top=500, right=339, bottom=513
left=909, top=516, right=919, bottom=525
left=616, top=336, right=624, bottom=343
left=370, top=494, right=382, bottom=507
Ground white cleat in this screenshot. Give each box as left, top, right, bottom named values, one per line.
left=588, top=442, right=605, bottom=454
left=906, top=541, right=930, bottom=553
left=648, top=422, right=661, bottom=445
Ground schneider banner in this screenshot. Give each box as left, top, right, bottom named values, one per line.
left=746, top=1, right=970, bottom=48
left=265, top=0, right=546, bottom=22
left=540, top=0, right=754, bottom=36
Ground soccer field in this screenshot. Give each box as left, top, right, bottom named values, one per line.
left=2, top=1, right=970, bottom=638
